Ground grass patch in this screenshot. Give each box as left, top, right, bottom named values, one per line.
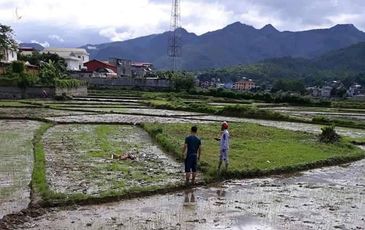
left=143, top=123, right=365, bottom=182
left=312, top=116, right=365, bottom=129
left=31, top=122, right=55, bottom=203
left=31, top=124, right=183, bottom=206
left=0, top=100, right=35, bottom=107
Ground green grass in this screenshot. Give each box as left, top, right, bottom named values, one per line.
left=0, top=100, right=34, bottom=107
left=30, top=124, right=183, bottom=206
left=31, top=122, right=55, bottom=202
left=143, top=123, right=365, bottom=181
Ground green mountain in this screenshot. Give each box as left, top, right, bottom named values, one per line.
left=81, top=22, right=365, bottom=70
left=198, top=42, right=365, bottom=86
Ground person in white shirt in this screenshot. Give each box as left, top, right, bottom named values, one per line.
left=215, top=121, right=230, bottom=172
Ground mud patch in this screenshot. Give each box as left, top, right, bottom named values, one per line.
left=43, top=125, right=183, bottom=197
left=46, top=114, right=212, bottom=124
left=11, top=159, right=365, bottom=230
left=0, top=108, right=95, bottom=119
left=0, top=120, right=41, bottom=219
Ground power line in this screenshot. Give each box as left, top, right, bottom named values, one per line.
left=168, top=0, right=182, bottom=71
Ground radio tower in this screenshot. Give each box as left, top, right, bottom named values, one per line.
left=168, top=0, right=182, bottom=71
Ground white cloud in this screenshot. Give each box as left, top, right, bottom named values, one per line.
left=1, top=0, right=365, bottom=44
left=48, top=34, right=64, bottom=43
left=99, top=28, right=133, bottom=41
left=181, top=1, right=235, bottom=34
left=31, top=40, right=50, bottom=48
left=87, top=46, right=97, bottom=50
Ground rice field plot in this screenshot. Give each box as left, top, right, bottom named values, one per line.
left=0, top=107, right=96, bottom=119
left=42, top=124, right=183, bottom=198
left=0, top=120, right=41, bottom=219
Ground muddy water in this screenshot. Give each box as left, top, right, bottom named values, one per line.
left=14, top=157, right=365, bottom=230
left=0, top=107, right=95, bottom=118
left=43, top=125, right=183, bottom=196
left=46, top=114, right=212, bottom=124
left=0, top=120, right=41, bottom=219
left=121, top=108, right=203, bottom=117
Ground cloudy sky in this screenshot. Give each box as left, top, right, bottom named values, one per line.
left=1, top=0, right=365, bottom=47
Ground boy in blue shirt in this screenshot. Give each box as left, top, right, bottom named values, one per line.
left=182, top=126, right=201, bottom=185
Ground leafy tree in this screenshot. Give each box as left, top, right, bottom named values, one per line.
left=0, top=24, right=17, bottom=60
left=39, top=60, right=66, bottom=85
left=18, top=51, right=67, bottom=73
left=171, top=72, right=196, bottom=92
left=271, top=79, right=306, bottom=94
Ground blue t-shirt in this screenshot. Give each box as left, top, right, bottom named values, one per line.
left=185, top=135, right=201, bottom=156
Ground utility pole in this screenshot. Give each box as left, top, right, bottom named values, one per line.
left=168, top=0, right=181, bottom=71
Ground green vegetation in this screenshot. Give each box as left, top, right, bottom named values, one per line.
left=54, top=79, right=86, bottom=89
left=197, top=48, right=365, bottom=88
left=18, top=51, right=67, bottom=73
left=0, top=23, right=17, bottom=60
left=319, top=126, right=341, bottom=143
left=143, top=123, right=365, bottom=181
left=30, top=124, right=182, bottom=206
left=312, top=116, right=365, bottom=129
left=31, top=123, right=54, bottom=202
left=0, top=100, right=34, bottom=107
left=332, top=100, right=365, bottom=109
left=0, top=61, right=39, bottom=88
left=272, top=79, right=306, bottom=94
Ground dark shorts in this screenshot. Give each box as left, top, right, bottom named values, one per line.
left=185, top=154, right=197, bottom=173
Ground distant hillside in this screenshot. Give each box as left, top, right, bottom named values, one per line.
left=315, top=42, right=365, bottom=72
left=198, top=42, right=365, bottom=86
left=81, top=22, right=365, bottom=70
left=19, top=43, right=44, bottom=51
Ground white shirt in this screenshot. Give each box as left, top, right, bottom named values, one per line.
left=220, top=130, right=229, bottom=150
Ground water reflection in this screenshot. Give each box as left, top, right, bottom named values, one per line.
left=183, top=189, right=196, bottom=206
left=216, top=189, right=226, bottom=197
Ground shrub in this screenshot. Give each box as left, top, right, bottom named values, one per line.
left=319, top=126, right=341, bottom=143
left=11, top=61, right=25, bottom=73
left=55, top=79, right=86, bottom=88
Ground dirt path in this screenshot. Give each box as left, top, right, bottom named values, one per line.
left=10, top=153, right=365, bottom=229
left=0, top=120, right=41, bottom=219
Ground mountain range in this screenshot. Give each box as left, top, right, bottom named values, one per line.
left=197, top=41, right=365, bottom=86
left=78, top=22, right=365, bottom=70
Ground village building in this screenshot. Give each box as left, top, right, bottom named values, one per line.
left=320, top=86, right=333, bottom=97
left=84, top=59, right=117, bottom=73
left=131, top=62, right=153, bottom=78
left=233, top=78, right=255, bottom=91
left=347, top=84, right=364, bottom=97
left=42, top=48, right=89, bottom=71
left=18, top=47, right=36, bottom=56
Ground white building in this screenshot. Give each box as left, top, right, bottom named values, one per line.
left=0, top=49, right=17, bottom=63
left=42, top=48, right=89, bottom=71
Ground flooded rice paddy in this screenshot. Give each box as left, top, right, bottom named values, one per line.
left=0, top=120, right=41, bottom=219
left=13, top=158, right=365, bottom=230
left=1, top=97, right=365, bottom=229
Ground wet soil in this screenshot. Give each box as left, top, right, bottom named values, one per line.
left=43, top=125, right=183, bottom=196
left=11, top=158, right=365, bottom=230
left=45, top=114, right=212, bottom=124
left=0, top=120, right=41, bottom=219
left=0, top=108, right=95, bottom=119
